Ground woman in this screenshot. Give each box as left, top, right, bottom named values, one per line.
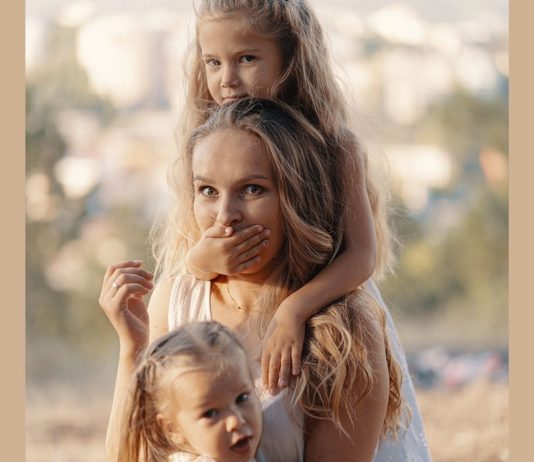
left=100, top=99, right=427, bottom=461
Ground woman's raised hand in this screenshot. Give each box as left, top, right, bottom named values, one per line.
left=187, top=224, right=271, bottom=279
left=99, top=260, right=154, bottom=355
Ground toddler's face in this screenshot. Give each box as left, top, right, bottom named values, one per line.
left=198, top=13, right=284, bottom=105
left=171, top=357, right=262, bottom=462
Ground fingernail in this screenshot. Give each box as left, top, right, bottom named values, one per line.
left=264, top=229, right=271, bottom=237
left=133, top=260, right=142, bottom=264
left=225, top=227, right=232, bottom=234
left=278, top=379, right=287, bottom=388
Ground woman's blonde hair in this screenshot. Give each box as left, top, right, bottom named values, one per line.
left=172, top=0, right=394, bottom=278
left=153, top=98, right=403, bottom=436
left=117, top=321, right=252, bottom=462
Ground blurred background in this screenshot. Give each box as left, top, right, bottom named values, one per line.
left=26, top=0, right=508, bottom=460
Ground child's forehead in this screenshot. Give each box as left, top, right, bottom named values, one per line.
left=197, top=10, right=270, bottom=36
left=171, top=360, right=253, bottom=402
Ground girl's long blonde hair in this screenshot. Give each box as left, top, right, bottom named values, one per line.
left=153, top=98, right=403, bottom=437
left=165, top=0, right=394, bottom=280
left=117, top=321, right=252, bottom=462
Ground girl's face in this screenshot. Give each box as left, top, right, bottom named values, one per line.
left=198, top=13, right=284, bottom=105
left=192, top=128, right=284, bottom=280
left=171, top=357, right=262, bottom=462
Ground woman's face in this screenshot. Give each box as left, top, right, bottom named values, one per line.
left=192, top=128, right=284, bottom=279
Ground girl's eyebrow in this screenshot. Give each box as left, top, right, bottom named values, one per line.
left=193, top=174, right=271, bottom=182
left=202, top=48, right=262, bottom=58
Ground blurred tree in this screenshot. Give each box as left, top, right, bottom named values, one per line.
left=381, top=90, right=508, bottom=348
left=26, top=23, right=120, bottom=382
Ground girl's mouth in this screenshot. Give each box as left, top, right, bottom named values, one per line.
left=223, top=94, right=247, bottom=103
left=231, top=435, right=253, bottom=454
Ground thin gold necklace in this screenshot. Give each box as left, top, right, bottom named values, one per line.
left=226, top=283, right=262, bottom=313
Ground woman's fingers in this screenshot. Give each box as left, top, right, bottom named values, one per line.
left=234, top=228, right=270, bottom=254
left=203, top=225, right=233, bottom=238
left=232, top=256, right=261, bottom=274
left=114, top=283, right=152, bottom=305
left=103, top=260, right=142, bottom=283
left=108, top=272, right=153, bottom=293
left=235, top=239, right=269, bottom=263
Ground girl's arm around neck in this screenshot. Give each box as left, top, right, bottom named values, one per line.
left=277, top=144, right=377, bottom=321
left=261, top=148, right=377, bottom=393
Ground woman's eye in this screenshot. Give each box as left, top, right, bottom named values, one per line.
left=240, top=55, right=256, bottom=64
left=202, top=408, right=219, bottom=419
left=236, top=392, right=249, bottom=404
left=243, top=184, right=263, bottom=195
left=200, top=186, right=217, bottom=197
left=205, top=58, right=220, bottom=68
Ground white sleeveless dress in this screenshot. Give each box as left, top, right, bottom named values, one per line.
left=168, top=274, right=431, bottom=462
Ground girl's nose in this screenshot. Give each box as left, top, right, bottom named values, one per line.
left=216, top=197, right=242, bottom=227
left=221, top=65, right=239, bottom=88
left=225, top=409, right=246, bottom=432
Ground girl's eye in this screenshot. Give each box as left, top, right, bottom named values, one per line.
left=236, top=392, right=249, bottom=404
left=202, top=408, right=219, bottom=419
left=240, top=55, right=256, bottom=64
left=199, top=186, right=217, bottom=197
left=242, top=184, right=263, bottom=195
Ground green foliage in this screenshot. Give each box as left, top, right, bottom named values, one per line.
left=381, top=90, right=508, bottom=346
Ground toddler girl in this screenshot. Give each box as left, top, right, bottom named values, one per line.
left=117, top=321, right=263, bottom=462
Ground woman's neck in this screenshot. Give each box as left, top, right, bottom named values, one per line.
left=224, top=275, right=264, bottom=311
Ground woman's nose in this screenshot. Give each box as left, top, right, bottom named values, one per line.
left=221, top=64, right=239, bottom=88
left=216, top=197, right=242, bottom=227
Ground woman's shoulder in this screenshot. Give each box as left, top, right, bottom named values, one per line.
left=148, top=273, right=208, bottom=340
left=167, top=273, right=211, bottom=329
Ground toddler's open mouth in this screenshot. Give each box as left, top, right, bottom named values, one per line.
left=231, top=435, right=253, bottom=454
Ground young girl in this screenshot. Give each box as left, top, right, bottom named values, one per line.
left=172, top=0, right=389, bottom=395
left=117, top=321, right=263, bottom=462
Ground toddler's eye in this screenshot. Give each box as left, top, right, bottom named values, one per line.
left=200, top=186, right=217, bottom=197
left=242, top=184, right=263, bottom=195
left=203, top=408, right=219, bottom=419
left=240, top=55, right=256, bottom=64
left=236, top=392, right=249, bottom=404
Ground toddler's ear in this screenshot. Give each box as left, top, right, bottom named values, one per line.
left=156, top=413, right=186, bottom=447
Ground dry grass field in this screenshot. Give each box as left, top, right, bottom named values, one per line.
left=26, top=380, right=508, bottom=462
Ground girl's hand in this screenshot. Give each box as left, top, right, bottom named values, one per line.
left=261, top=307, right=305, bottom=395
left=99, top=260, right=154, bottom=355
left=187, top=224, right=270, bottom=278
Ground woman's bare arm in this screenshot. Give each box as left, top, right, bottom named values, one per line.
left=102, top=272, right=172, bottom=460
left=304, top=319, right=389, bottom=462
